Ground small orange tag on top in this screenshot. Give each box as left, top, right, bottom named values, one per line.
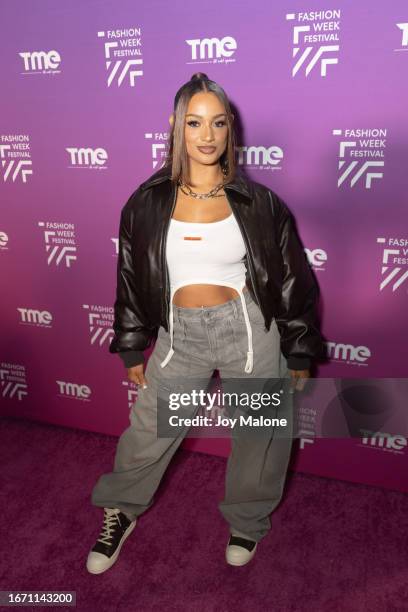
left=183, top=236, right=202, bottom=240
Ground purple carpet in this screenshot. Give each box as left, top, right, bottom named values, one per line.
left=0, top=416, right=407, bottom=611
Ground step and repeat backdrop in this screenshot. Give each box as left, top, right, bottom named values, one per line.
left=1, top=1, right=407, bottom=492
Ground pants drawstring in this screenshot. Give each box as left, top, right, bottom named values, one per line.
left=238, top=287, right=254, bottom=373
left=160, top=297, right=175, bottom=368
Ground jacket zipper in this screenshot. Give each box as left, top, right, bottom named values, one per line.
left=162, top=182, right=178, bottom=330
left=225, top=191, right=263, bottom=315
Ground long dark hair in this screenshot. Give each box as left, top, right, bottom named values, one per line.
left=164, top=72, right=237, bottom=186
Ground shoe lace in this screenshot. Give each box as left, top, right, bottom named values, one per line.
left=97, top=509, right=122, bottom=546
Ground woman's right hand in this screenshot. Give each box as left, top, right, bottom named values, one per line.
left=127, top=363, right=148, bottom=388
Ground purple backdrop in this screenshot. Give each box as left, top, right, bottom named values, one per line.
left=1, top=1, right=407, bottom=492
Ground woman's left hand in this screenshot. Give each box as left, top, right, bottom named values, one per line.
left=288, top=369, right=310, bottom=393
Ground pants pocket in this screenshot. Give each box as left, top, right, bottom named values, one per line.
left=157, top=318, right=187, bottom=351
left=226, top=318, right=247, bottom=358
left=246, top=299, right=266, bottom=329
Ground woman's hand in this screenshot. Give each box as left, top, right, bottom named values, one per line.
left=288, top=369, right=310, bottom=393
left=127, top=363, right=148, bottom=389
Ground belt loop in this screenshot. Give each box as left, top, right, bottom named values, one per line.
left=231, top=298, right=238, bottom=319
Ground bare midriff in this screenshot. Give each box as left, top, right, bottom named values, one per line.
left=171, top=186, right=248, bottom=307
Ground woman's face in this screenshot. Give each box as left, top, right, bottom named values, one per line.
left=183, top=91, right=229, bottom=166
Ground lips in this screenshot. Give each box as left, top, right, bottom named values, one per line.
left=197, top=146, right=216, bottom=154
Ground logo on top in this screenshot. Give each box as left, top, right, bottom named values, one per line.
left=376, top=237, right=408, bottom=293
left=396, top=23, right=408, bottom=49
left=360, top=430, right=407, bottom=454
left=97, top=27, right=143, bottom=87
left=144, top=132, right=169, bottom=169
left=0, top=364, right=28, bottom=401
left=0, top=134, right=33, bottom=183
left=333, top=128, right=386, bottom=188
left=66, top=147, right=108, bottom=169
left=185, top=37, right=237, bottom=64
left=325, top=341, right=371, bottom=366
left=38, top=221, right=77, bottom=267
left=285, top=9, right=340, bottom=77
left=56, top=381, right=92, bottom=400
left=19, top=50, right=61, bottom=75
left=82, top=304, right=115, bottom=348
left=236, top=145, right=283, bottom=170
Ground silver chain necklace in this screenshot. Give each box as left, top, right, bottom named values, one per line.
left=177, top=167, right=228, bottom=200
left=177, top=181, right=225, bottom=199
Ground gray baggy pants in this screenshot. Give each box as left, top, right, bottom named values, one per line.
left=91, top=289, right=294, bottom=542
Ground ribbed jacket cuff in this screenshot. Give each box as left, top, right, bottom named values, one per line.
left=287, top=356, right=311, bottom=371
left=118, top=350, right=145, bottom=369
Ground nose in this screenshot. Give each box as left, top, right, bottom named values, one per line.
left=201, top=123, right=215, bottom=142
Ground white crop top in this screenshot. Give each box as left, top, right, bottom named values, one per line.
left=159, top=212, right=255, bottom=373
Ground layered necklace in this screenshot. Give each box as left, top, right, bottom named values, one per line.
left=177, top=166, right=228, bottom=200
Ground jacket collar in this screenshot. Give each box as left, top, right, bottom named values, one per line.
left=140, top=163, right=252, bottom=203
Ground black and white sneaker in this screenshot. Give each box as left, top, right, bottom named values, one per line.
left=225, top=535, right=258, bottom=566
left=86, top=508, right=137, bottom=574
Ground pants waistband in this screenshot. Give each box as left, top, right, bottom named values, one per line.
left=160, top=285, right=256, bottom=373
left=172, top=288, right=256, bottom=323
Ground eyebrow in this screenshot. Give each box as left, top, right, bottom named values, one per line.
left=186, top=113, right=226, bottom=118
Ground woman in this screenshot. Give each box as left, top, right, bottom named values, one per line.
left=86, top=73, right=322, bottom=573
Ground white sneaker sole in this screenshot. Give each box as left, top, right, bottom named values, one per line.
left=225, top=543, right=257, bottom=566
left=86, top=520, right=137, bottom=575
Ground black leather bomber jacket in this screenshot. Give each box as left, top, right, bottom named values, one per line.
left=109, top=163, right=323, bottom=371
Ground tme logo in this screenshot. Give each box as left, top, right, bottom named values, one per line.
left=360, top=430, right=407, bottom=454
left=66, top=147, right=108, bottom=169
left=326, top=342, right=371, bottom=366
left=305, top=248, right=327, bottom=270
left=186, top=36, right=237, bottom=63
left=56, top=381, right=91, bottom=400
left=0, top=231, right=9, bottom=249
left=396, top=23, right=408, bottom=48
left=19, top=50, right=61, bottom=74
left=18, top=308, right=52, bottom=326
left=236, top=145, right=283, bottom=170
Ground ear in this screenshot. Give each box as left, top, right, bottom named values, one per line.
left=169, top=113, right=175, bottom=127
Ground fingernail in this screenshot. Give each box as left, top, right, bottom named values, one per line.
left=142, top=384, right=147, bottom=389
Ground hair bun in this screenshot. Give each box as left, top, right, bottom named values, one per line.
left=190, top=72, right=209, bottom=81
